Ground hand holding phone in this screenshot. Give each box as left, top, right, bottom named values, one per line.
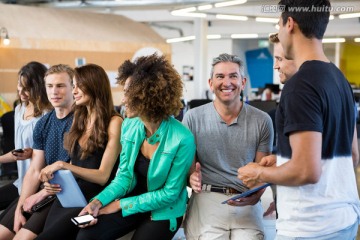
left=11, top=148, right=33, bottom=160
left=12, top=149, right=24, bottom=154
left=71, top=214, right=95, bottom=226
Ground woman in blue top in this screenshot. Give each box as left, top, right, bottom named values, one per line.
left=0, top=62, right=52, bottom=211
left=76, top=54, right=196, bottom=240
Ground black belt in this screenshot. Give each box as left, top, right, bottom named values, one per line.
left=201, top=184, right=242, bottom=195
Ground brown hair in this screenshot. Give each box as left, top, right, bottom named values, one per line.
left=18, top=61, right=52, bottom=117
left=64, top=64, right=119, bottom=159
left=269, top=33, right=280, bottom=44
left=117, top=54, right=183, bottom=123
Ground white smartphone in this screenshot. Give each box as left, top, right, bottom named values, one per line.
left=71, top=214, right=95, bottom=226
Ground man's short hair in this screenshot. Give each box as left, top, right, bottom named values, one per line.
left=210, top=53, right=245, bottom=78
left=279, top=0, right=330, bottom=39
left=45, top=64, right=75, bottom=82
left=269, top=33, right=280, bottom=44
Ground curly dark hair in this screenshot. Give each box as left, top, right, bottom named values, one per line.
left=117, top=54, right=183, bottom=123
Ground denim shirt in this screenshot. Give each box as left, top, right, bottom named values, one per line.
left=94, top=116, right=196, bottom=231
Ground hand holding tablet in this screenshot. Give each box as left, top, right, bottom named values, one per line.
left=221, top=183, right=272, bottom=204
left=49, top=170, right=87, bottom=208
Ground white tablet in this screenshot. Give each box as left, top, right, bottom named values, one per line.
left=49, top=170, right=87, bottom=208
left=221, top=183, right=272, bottom=204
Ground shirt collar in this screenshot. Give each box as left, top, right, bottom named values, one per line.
left=144, top=118, right=168, bottom=145
left=212, top=102, right=245, bottom=126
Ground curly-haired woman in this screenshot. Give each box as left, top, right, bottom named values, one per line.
left=76, top=54, right=196, bottom=240
left=35, top=64, right=122, bottom=240
left=0, top=62, right=52, bottom=211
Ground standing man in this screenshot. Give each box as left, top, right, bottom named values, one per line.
left=268, top=33, right=297, bottom=149
left=0, top=64, right=75, bottom=240
left=270, top=33, right=297, bottom=85
left=183, top=53, right=273, bottom=240
left=238, top=1, right=360, bottom=239
left=264, top=33, right=298, bottom=217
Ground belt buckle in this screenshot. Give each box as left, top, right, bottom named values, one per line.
left=202, top=184, right=211, bottom=193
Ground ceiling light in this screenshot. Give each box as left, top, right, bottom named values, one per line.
left=166, top=36, right=195, bottom=43
left=231, top=33, right=258, bottom=39
left=171, top=12, right=207, bottom=18
left=171, top=7, right=196, bottom=13
left=207, top=34, right=222, bottom=39
left=338, top=12, right=360, bottom=19
left=215, top=0, right=247, bottom=8
left=0, top=27, right=10, bottom=46
left=354, top=38, right=360, bottom=42
left=275, top=24, right=280, bottom=30
left=216, top=14, right=248, bottom=21
left=322, top=38, right=346, bottom=43
left=329, top=15, right=334, bottom=20
left=255, top=17, right=278, bottom=23
left=197, top=4, right=212, bottom=11
left=166, top=34, right=223, bottom=43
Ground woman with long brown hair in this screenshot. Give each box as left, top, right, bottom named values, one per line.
left=76, top=54, right=196, bottom=240
left=0, top=61, right=52, bottom=211
left=36, top=63, right=122, bottom=240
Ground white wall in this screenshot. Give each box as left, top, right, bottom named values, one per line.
left=169, top=38, right=233, bottom=101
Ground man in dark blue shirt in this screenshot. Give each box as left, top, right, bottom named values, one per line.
left=0, top=64, right=75, bottom=239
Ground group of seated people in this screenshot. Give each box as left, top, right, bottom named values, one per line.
left=0, top=53, right=274, bottom=240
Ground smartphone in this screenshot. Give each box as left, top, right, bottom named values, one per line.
left=12, top=149, right=24, bottom=154
left=71, top=214, right=95, bottom=226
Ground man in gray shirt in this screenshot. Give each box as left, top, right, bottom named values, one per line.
left=183, top=53, right=273, bottom=240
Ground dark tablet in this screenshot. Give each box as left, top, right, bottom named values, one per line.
left=221, top=183, right=272, bottom=204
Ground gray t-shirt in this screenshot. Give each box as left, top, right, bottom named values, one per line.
left=182, top=102, right=273, bottom=192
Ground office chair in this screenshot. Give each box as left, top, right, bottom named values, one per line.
left=0, top=110, right=17, bottom=179
left=187, top=99, right=212, bottom=110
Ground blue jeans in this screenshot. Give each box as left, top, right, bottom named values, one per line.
left=275, top=220, right=358, bottom=240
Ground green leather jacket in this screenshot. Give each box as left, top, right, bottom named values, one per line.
left=94, top=117, right=196, bottom=231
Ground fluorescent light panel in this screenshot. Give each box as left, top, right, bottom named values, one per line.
left=354, top=38, right=360, bottom=42
left=166, top=36, right=195, bottom=43
left=171, top=11, right=207, bottom=18
left=171, top=7, right=196, bottom=13
left=216, top=14, right=248, bottom=21
left=197, top=4, right=212, bottom=11
left=255, top=17, right=278, bottom=23
left=207, top=34, right=222, bottom=39
left=215, top=0, right=247, bottom=8
left=322, top=38, right=346, bottom=43
left=338, top=12, right=360, bottom=19
left=167, top=34, right=223, bottom=43
left=231, top=33, right=258, bottom=39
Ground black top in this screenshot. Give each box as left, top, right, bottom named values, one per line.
left=71, top=143, right=119, bottom=201
left=276, top=61, right=355, bottom=159
left=133, top=151, right=150, bottom=195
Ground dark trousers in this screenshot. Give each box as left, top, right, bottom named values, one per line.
left=76, top=210, right=183, bottom=240
left=35, top=199, right=82, bottom=240
left=0, top=183, right=19, bottom=222
left=0, top=196, right=52, bottom=235
left=0, top=183, right=18, bottom=212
